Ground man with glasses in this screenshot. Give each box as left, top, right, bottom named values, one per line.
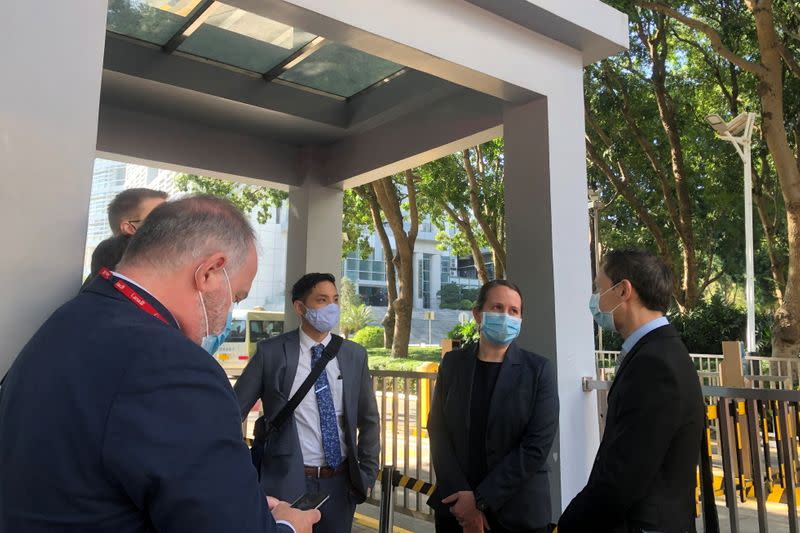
left=85, top=188, right=167, bottom=285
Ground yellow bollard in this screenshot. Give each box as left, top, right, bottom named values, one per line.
left=416, top=362, right=439, bottom=431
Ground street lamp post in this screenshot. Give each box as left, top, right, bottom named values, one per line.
left=705, top=111, right=759, bottom=354
left=588, top=188, right=603, bottom=350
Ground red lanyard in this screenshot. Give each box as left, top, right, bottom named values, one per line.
left=99, top=267, right=169, bottom=325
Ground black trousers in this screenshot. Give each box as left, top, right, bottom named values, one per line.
left=434, top=512, right=550, bottom=533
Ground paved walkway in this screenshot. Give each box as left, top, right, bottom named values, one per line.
left=704, top=499, right=796, bottom=532
left=350, top=500, right=797, bottom=532
left=352, top=502, right=434, bottom=533
left=369, top=307, right=467, bottom=346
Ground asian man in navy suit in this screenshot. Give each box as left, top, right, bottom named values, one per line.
left=0, top=195, right=319, bottom=533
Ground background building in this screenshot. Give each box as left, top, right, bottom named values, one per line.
left=84, top=159, right=287, bottom=311
left=86, top=159, right=489, bottom=340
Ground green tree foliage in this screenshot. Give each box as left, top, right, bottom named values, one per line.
left=438, top=283, right=463, bottom=309
left=174, top=174, right=288, bottom=224
left=599, top=0, right=800, bottom=356
left=339, top=277, right=361, bottom=309
left=438, top=283, right=478, bottom=310
left=342, top=190, right=375, bottom=259
left=418, top=139, right=506, bottom=282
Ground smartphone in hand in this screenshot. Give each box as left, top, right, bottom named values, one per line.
left=290, top=493, right=330, bottom=511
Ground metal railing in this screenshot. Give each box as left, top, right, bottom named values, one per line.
left=746, top=356, right=800, bottom=390
left=596, top=351, right=800, bottom=390
left=584, top=378, right=800, bottom=533
left=597, top=350, right=723, bottom=371
left=369, top=370, right=437, bottom=520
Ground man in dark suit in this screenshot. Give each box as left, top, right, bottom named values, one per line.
left=0, top=195, right=319, bottom=533
left=559, top=250, right=704, bottom=533
left=234, top=273, right=381, bottom=533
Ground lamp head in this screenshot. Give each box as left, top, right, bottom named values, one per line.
left=726, top=112, right=748, bottom=136
left=705, top=114, right=728, bottom=135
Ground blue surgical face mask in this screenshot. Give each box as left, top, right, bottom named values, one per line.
left=304, top=303, right=340, bottom=333
left=480, top=312, right=522, bottom=346
left=198, top=267, right=234, bottom=355
left=589, top=282, right=622, bottom=332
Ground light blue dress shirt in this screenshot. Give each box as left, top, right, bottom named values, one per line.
left=616, top=316, right=670, bottom=371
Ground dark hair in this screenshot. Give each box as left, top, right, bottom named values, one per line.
left=107, top=188, right=168, bottom=235
left=119, top=195, right=255, bottom=274
left=474, top=280, right=524, bottom=311
left=601, top=249, right=674, bottom=313
left=90, top=234, right=131, bottom=276
left=292, top=273, right=336, bottom=302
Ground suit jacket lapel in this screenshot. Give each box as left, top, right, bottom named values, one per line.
left=487, top=342, right=523, bottom=426
left=339, top=343, right=356, bottom=428
left=460, top=344, right=478, bottom=435
left=281, top=329, right=300, bottom=397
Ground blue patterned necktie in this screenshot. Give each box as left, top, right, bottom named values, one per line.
left=311, top=343, right=343, bottom=468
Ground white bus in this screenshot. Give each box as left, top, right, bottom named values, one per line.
left=215, top=307, right=284, bottom=376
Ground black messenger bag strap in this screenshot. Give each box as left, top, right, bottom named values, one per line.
left=250, top=334, right=344, bottom=475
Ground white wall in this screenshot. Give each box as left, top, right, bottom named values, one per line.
left=0, top=1, right=108, bottom=375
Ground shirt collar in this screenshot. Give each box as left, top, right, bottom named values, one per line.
left=299, top=328, right=332, bottom=351
left=111, top=271, right=150, bottom=295
left=622, top=316, right=669, bottom=354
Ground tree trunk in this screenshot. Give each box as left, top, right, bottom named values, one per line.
left=462, top=149, right=507, bottom=278
left=747, top=0, right=800, bottom=356
left=585, top=112, right=684, bottom=306
left=358, top=185, right=398, bottom=350
left=371, top=172, right=419, bottom=358
left=440, top=202, right=489, bottom=285
left=643, top=14, right=699, bottom=308
left=391, top=252, right=414, bottom=358
left=774, top=203, right=800, bottom=357
left=637, top=0, right=800, bottom=354
left=492, top=249, right=505, bottom=280
left=382, top=308, right=395, bottom=349
left=752, top=157, right=786, bottom=301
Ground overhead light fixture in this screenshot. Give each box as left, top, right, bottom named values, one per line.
left=705, top=112, right=750, bottom=137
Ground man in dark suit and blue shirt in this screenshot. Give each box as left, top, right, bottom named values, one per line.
left=235, top=273, right=381, bottom=533
left=559, top=250, right=704, bottom=533
left=0, top=195, right=319, bottom=533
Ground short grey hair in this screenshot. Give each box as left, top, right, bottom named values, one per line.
left=119, top=195, right=255, bottom=273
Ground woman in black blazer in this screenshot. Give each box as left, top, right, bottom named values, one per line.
left=428, top=280, right=559, bottom=533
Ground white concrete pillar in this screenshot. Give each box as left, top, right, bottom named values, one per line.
left=412, top=251, right=423, bottom=309
left=0, top=1, right=108, bottom=376
left=284, top=182, right=344, bottom=331
left=430, top=253, right=442, bottom=310
left=503, top=93, right=598, bottom=516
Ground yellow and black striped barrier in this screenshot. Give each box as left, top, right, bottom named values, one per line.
left=376, top=468, right=436, bottom=496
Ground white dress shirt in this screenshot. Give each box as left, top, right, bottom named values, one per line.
left=291, top=329, right=349, bottom=467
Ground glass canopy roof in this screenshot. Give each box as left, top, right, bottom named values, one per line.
left=105, top=0, right=406, bottom=98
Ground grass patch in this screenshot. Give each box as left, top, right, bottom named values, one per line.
left=367, top=346, right=441, bottom=372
